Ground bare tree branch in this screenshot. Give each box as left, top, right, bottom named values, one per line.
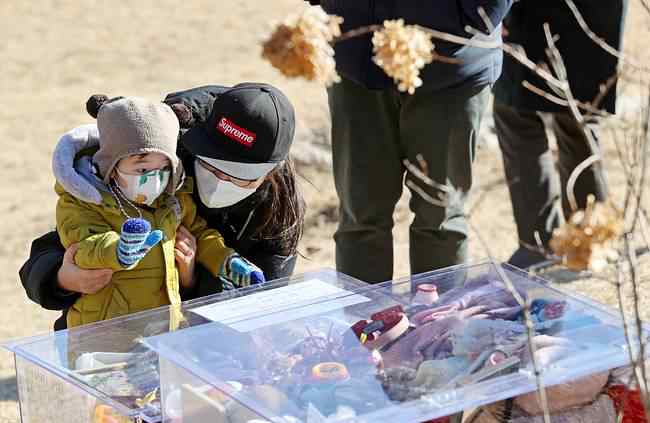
left=566, top=155, right=601, bottom=212
left=564, top=0, right=650, bottom=72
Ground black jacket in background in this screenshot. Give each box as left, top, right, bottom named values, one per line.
left=19, top=85, right=298, bottom=331
left=494, top=0, right=627, bottom=113
left=307, top=0, right=513, bottom=91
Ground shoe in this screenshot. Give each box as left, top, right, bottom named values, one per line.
left=507, top=247, right=548, bottom=269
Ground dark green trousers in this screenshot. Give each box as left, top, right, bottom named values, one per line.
left=328, top=77, right=490, bottom=284
left=493, top=102, right=608, bottom=267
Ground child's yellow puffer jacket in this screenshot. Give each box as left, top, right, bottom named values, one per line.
left=56, top=177, right=231, bottom=328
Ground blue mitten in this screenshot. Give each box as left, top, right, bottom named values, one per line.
left=117, top=218, right=163, bottom=268
left=219, top=253, right=265, bottom=290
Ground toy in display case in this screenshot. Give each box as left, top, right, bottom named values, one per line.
left=5, top=270, right=367, bottom=423
left=145, top=262, right=650, bottom=423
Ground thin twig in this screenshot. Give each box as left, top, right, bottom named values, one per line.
left=590, top=72, right=621, bottom=114
left=629, top=94, right=650, bottom=235
left=402, top=149, right=554, bottom=422
left=466, top=219, right=552, bottom=423
left=625, top=234, right=650, bottom=408
left=405, top=180, right=449, bottom=208
left=615, top=263, right=650, bottom=411
left=331, top=11, right=644, bottom=421
left=564, top=0, right=650, bottom=72
left=566, top=155, right=601, bottom=212
left=403, top=158, right=453, bottom=194
left=522, top=80, right=613, bottom=118
left=640, top=0, right=650, bottom=15
left=465, top=26, right=567, bottom=92
left=476, top=6, right=494, bottom=34
left=467, top=177, right=506, bottom=217
left=544, top=23, right=601, bottom=153
left=639, top=209, right=650, bottom=250
left=338, top=22, right=567, bottom=93
left=522, top=81, right=570, bottom=107
left=334, top=25, right=381, bottom=43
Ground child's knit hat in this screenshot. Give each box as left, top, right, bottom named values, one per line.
left=89, top=95, right=184, bottom=193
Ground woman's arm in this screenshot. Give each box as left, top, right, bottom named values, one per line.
left=19, top=231, right=115, bottom=309
left=19, top=231, right=77, bottom=310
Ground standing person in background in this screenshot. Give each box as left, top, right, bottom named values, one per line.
left=305, top=0, right=512, bottom=283
left=493, top=0, right=627, bottom=268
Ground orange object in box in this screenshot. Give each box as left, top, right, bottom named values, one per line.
left=93, top=405, right=132, bottom=423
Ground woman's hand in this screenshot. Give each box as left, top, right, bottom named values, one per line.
left=175, top=226, right=197, bottom=289
left=56, top=244, right=113, bottom=294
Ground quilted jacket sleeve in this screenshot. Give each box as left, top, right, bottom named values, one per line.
left=56, top=186, right=124, bottom=271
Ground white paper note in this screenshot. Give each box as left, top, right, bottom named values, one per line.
left=191, top=279, right=370, bottom=332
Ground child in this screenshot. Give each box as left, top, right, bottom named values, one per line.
left=56, top=96, right=263, bottom=328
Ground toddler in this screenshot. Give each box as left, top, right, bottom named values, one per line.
left=56, top=96, right=262, bottom=328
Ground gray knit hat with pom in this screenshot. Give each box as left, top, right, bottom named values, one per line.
left=91, top=96, right=183, bottom=193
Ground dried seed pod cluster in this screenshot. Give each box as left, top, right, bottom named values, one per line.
left=549, top=196, right=623, bottom=272
left=372, top=19, right=434, bottom=94
left=262, top=8, right=342, bottom=86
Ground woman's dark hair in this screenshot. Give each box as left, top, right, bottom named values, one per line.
left=253, top=158, right=305, bottom=255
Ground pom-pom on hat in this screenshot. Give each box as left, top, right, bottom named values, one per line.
left=89, top=95, right=184, bottom=193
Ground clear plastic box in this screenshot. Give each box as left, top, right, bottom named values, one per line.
left=5, top=269, right=366, bottom=423
left=144, top=262, right=650, bottom=423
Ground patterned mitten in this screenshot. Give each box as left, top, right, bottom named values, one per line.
left=117, top=218, right=163, bottom=267
left=219, top=253, right=265, bottom=290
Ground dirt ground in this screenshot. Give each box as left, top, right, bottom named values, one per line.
left=0, top=1, right=649, bottom=422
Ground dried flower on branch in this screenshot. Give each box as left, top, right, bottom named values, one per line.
left=372, top=19, right=434, bottom=94
left=261, top=8, right=342, bottom=86
left=549, top=195, right=624, bottom=272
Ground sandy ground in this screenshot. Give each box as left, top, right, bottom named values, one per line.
left=0, top=1, right=649, bottom=422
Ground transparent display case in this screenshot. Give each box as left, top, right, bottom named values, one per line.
left=5, top=270, right=367, bottom=423
left=145, top=262, right=650, bottom=423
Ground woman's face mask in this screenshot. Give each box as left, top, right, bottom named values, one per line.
left=194, top=160, right=257, bottom=208
left=114, top=168, right=170, bottom=206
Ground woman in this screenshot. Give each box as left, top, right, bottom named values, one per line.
left=20, top=83, right=305, bottom=330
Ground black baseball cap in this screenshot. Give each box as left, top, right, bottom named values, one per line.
left=181, top=82, right=296, bottom=180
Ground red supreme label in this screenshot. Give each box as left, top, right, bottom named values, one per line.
left=217, top=117, right=256, bottom=147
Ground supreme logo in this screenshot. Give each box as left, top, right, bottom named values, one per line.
left=217, top=117, right=256, bottom=147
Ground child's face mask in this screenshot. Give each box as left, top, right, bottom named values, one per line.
left=112, top=153, right=172, bottom=206
left=114, top=168, right=170, bottom=206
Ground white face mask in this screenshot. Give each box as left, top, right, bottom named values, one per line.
left=114, top=168, right=170, bottom=206
left=194, top=161, right=256, bottom=208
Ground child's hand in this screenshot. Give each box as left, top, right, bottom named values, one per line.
left=174, top=225, right=197, bottom=289
left=219, top=253, right=265, bottom=290
left=117, top=218, right=163, bottom=268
